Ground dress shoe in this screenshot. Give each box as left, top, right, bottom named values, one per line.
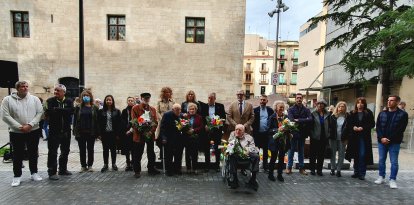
left=299, top=169, right=308, bottom=175
left=101, top=164, right=109, bottom=173
left=241, top=169, right=247, bottom=176
left=317, top=171, right=323, bottom=176
left=148, top=168, right=161, bottom=175
left=336, top=171, right=341, bottom=177
left=330, top=170, right=335, bottom=176
left=285, top=168, right=292, bottom=174
left=359, top=176, right=365, bottom=180
left=310, top=170, right=316, bottom=175
left=49, top=175, right=59, bottom=180
left=229, top=180, right=239, bottom=189
left=134, top=172, right=141, bottom=178
left=268, top=174, right=276, bottom=181
left=112, top=164, right=118, bottom=171
left=125, top=166, right=133, bottom=172
left=166, top=171, right=174, bottom=176
left=351, top=174, right=359, bottom=178
left=58, top=170, right=72, bottom=176
left=277, top=174, right=284, bottom=182
left=247, top=179, right=259, bottom=191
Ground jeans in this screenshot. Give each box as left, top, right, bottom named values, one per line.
left=47, top=132, right=71, bottom=175
left=353, top=136, right=366, bottom=176
left=329, top=139, right=345, bottom=171
left=10, top=130, right=41, bottom=177
left=378, top=143, right=400, bottom=180
left=43, top=120, right=49, bottom=139
left=288, top=137, right=305, bottom=169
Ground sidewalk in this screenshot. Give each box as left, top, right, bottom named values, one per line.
left=1, top=121, right=414, bottom=204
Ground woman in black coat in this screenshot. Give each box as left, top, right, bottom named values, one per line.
left=345, top=97, right=375, bottom=180
left=120, top=97, right=135, bottom=171
left=267, top=101, right=290, bottom=182
left=98, top=95, right=122, bottom=172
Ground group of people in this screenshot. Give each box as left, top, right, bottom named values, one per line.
left=1, top=81, right=409, bottom=191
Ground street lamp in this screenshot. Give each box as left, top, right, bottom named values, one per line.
left=268, top=0, right=289, bottom=94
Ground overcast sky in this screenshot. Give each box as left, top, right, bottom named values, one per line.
left=245, top=0, right=324, bottom=41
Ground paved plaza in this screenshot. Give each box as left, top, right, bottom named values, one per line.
left=0, top=121, right=413, bottom=205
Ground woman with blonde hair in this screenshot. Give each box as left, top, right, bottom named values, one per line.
left=328, top=101, right=350, bottom=177
left=156, top=87, right=175, bottom=117
left=181, top=90, right=201, bottom=114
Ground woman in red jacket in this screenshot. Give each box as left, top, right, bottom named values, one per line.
left=184, top=102, right=204, bottom=174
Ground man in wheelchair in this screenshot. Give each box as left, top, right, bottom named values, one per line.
left=227, top=124, right=260, bottom=190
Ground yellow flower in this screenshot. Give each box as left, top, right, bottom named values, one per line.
left=283, top=119, right=289, bottom=124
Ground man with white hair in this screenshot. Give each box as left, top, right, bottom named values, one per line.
left=44, top=84, right=74, bottom=180
left=1, top=81, right=44, bottom=187
left=227, top=124, right=260, bottom=191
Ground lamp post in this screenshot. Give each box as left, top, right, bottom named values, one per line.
left=79, top=0, right=85, bottom=93
left=268, top=0, right=289, bottom=94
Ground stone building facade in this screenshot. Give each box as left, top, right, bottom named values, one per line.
left=0, top=0, right=246, bottom=106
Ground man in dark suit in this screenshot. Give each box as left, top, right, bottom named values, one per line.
left=252, top=94, right=274, bottom=172
left=200, top=92, right=226, bottom=171
left=160, top=103, right=183, bottom=176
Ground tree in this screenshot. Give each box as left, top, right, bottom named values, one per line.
left=309, top=0, right=414, bottom=99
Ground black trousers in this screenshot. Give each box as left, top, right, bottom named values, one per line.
left=10, top=130, right=40, bottom=177
left=269, top=142, right=286, bottom=175
left=204, top=129, right=222, bottom=169
left=309, top=138, right=327, bottom=172
left=165, top=141, right=184, bottom=173
left=184, top=138, right=198, bottom=170
left=101, top=131, right=117, bottom=165
left=47, top=132, right=71, bottom=175
left=132, top=140, right=156, bottom=172
left=77, top=133, right=95, bottom=167
left=254, top=132, right=269, bottom=168
left=229, top=153, right=260, bottom=178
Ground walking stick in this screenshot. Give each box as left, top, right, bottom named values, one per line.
left=162, top=145, right=166, bottom=176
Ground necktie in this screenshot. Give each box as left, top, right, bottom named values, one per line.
left=239, top=102, right=243, bottom=115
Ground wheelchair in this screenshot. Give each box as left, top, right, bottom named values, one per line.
left=221, top=154, right=252, bottom=186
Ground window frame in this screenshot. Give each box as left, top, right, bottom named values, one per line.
left=11, top=11, right=30, bottom=38
left=185, top=17, right=205, bottom=43
left=107, top=15, right=126, bottom=41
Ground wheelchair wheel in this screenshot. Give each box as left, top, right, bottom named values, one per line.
left=221, top=157, right=230, bottom=183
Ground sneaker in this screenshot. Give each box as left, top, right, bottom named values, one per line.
left=30, top=173, right=42, bottom=181
left=49, top=174, right=59, bottom=180
left=88, top=166, right=94, bottom=172
left=374, top=177, right=385, bottom=185
left=285, top=168, right=292, bottom=174
left=80, top=167, right=88, bottom=173
left=389, top=180, right=398, bottom=189
left=11, top=177, right=21, bottom=187
left=330, top=170, right=335, bottom=176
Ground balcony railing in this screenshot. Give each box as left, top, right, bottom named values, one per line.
left=292, top=65, right=298, bottom=72
left=259, top=67, right=269, bottom=73
left=259, top=80, right=269, bottom=85
left=243, top=79, right=253, bottom=84
left=244, top=67, right=253, bottom=73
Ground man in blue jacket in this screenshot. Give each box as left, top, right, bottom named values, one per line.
left=287, top=93, right=312, bottom=175
left=375, top=95, right=408, bottom=189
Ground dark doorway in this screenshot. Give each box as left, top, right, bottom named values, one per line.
left=59, top=77, right=79, bottom=100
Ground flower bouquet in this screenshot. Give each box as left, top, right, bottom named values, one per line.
left=272, top=118, right=298, bottom=148
left=176, top=118, right=198, bottom=138
left=131, top=110, right=156, bottom=142
left=205, top=115, right=225, bottom=131
left=225, top=139, right=248, bottom=160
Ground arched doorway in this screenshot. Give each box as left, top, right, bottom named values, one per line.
left=58, top=77, right=79, bottom=100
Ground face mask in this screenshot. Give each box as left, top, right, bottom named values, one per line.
left=83, top=96, right=91, bottom=103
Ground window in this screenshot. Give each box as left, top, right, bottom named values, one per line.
left=261, top=74, right=266, bottom=81
left=278, top=73, right=285, bottom=84
left=246, top=74, right=251, bottom=81
left=293, top=49, right=299, bottom=59
left=291, top=73, right=297, bottom=85
left=185, top=17, right=205, bottom=43
left=12, top=11, right=30, bottom=37
left=108, top=15, right=125, bottom=40
left=293, top=59, right=298, bottom=65
left=279, top=61, right=285, bottom=71
left=246, top=63, right=251, bottom=70
left=279, top=49, right=285, bottom=58
left=261, top=63, right=266, bottom=71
